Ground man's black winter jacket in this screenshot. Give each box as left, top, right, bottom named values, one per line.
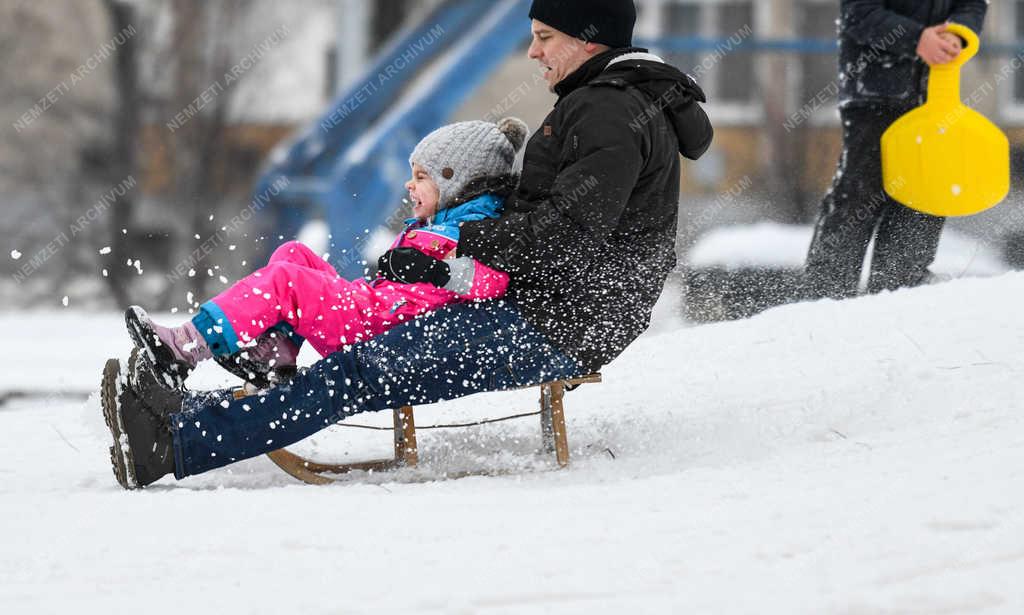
left=458, top=49, right=713, bottom=373
left=839, top=0, right=987, bottom=108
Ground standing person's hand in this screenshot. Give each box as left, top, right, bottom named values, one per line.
left=939, top=31, right=963, bottom=55
left=917, top=24, right=963, bottom=66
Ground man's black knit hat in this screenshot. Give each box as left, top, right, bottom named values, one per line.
left=529, top=0, right=636, bottom=49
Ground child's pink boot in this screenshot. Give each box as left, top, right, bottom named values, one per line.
left=125, top=306, right=212, bottom=387
left=214, top=330, right=300, bottom=389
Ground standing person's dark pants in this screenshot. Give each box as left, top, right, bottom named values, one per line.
left=805, top=103, right=946, bottom=299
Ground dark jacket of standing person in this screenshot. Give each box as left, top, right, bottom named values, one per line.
left=458, top=48, right=713, bottom=373
left=839, top=0, right=988, bottom=108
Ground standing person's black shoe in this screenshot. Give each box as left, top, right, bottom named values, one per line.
left=100, top=356, right=177, bottom=489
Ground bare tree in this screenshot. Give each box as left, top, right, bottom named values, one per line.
left=94, top=0, right=256, bottom=307
left=0, top=0, right=121, bottom=307
left=148, top=0, right=257, bottom=305
left=100, top=0, right=141, bottom=307
left=2, top=0, right=276, bottom=308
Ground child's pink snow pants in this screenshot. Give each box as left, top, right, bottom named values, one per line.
left=195, top=241, right=476, bottom=358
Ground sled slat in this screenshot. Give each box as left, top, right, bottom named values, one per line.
left=540, top=384, right=555, bottom=454
left=550, top=381, right=569, bottom=467
left=394, top=406, right=418, bottom=466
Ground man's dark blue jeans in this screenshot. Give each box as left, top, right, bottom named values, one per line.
left=170, top=300, right=583, bottom=479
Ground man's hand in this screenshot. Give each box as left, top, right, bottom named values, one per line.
left=378, top=247, right=450, bottom=287
left=917, top=24, right=963, bottom=66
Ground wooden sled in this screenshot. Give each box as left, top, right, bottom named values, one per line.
left=265, top=374, right=601, bottom=485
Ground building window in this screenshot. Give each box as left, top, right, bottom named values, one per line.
left=665, top=3, right=700, bottom=85
left=798, top=0, right=840, bottom=124
left=1016, top=1, right=1024, bottom=104
left=717, top=3, right=755, bottom=104
left=998, top=0, right=1024, bottom=122
left=656, top=0, right=758, bottom=119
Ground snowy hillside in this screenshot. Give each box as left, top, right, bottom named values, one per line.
left=3, top=274, right=1024, bottom=613
left=688, top=222, right=1010, bottom=278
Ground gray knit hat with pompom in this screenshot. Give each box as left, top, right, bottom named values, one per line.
left=409, top=117, right=529, bottom=209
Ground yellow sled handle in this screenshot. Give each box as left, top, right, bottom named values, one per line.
left=926, top=23, right=979, bottom=109
left=941, top=22, right=979, bottom=68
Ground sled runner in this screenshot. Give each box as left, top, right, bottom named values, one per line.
left=262, top=374, right=602, bottom=485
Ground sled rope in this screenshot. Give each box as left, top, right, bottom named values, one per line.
left=334, top=409, right=542, bottom=431
left=267, top=375, right=602, bottom=484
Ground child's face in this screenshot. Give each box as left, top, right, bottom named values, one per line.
left=406, top=164, right=440, bottom=219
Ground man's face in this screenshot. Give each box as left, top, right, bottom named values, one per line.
left=527, top=19, right=595, bottom=91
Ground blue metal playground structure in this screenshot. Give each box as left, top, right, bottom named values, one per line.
left=254, top=0, right=533, bottom=278
left=254, top=0, right=1023, bottom=279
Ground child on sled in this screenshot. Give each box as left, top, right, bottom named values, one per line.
left=127, top=117, right=527, bottom=388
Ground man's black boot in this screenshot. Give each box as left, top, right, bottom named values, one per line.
left=126, top=347, right=185, bottom=418
left=100, top=356, right=177, bottom=489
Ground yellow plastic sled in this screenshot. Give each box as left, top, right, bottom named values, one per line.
left=881, top=23, right=1009, bottom=217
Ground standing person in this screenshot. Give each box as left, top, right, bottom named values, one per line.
left=100, top=0, right=714, bottom=489
left=804, top=0, right=987, bottom=299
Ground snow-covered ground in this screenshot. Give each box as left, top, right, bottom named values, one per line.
left=3, top=274, right=1024, bottom=613
left=688, top=222, right=1009, bottom=278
